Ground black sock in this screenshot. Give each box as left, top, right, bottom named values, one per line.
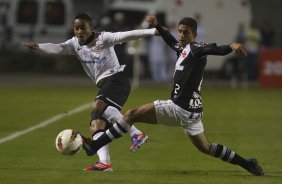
left=210, top=143, right=249, bottom=170
left=92, top=122, right=128, bottom=152
left=92, top=133, right=112, bottom=153
left=230, top=154, right=250, bottom=170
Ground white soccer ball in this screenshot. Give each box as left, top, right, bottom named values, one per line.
left=55, top=129, right=83, bottom=156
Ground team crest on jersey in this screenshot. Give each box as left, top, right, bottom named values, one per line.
left=181, top=50, right=188, bottom=58
left=175, top=45, right=191, bottom=72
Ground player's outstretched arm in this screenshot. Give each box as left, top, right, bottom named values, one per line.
left=198, top=42, right=247, bottom=57
left=104, top=28, right=157, bottom=46
left=22, top=41, right=39, bottom=50
left=23, top=41, right=68, bottom=54
left=229, top=42, right=247, bottom=57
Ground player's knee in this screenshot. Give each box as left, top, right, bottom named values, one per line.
left=89, top=124, right=96, bottom=134
left=89, top=119, right=107, bottom=134
left=92, top=99, right=106, bottom=114
left=90, top=102, right=107, bottom=125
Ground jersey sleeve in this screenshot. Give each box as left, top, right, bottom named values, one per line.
left=155, top=24, right=181, bottom=53
left=101, top=29, right=156, bottom=47
left=38, top=38, right=75, bottom=54
left=191, top=42, right=232, bottom=58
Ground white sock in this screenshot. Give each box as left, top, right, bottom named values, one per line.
left=103, top=106, right=122, bottom=123
left=93, top=132, right=111, bottom=165
left=103, top=106, right=143, bottom=137
left=128, top=125, right=142, bottom=137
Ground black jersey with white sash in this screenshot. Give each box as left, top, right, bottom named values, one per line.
left=156, top=25, right=233, bottom=113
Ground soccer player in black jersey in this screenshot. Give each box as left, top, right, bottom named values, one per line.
left=82, top=15, right=264, bottom=176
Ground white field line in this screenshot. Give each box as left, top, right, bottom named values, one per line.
left=0, top=103, right=90, bottom=144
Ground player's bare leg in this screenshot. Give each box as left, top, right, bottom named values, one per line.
left=82, top=100, right=112, bottom=171
left=124, top=103, right=156, bottom=151
left=82, top=100, right=150, bottom=169
left=102, top=103, right=151, bottom=152
left=83, top=103, right=156, bottom=155
left=124, top=103, right=157, bottom=124
left=189, top=133, right=264, bottom=176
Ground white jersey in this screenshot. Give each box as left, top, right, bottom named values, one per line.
left=38, top=28, right=156, bottom=85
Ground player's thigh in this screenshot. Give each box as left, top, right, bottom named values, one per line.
left=154, top=99, right=186, bottom=126
left=92, top=99, right=107, bottom=113
left=97, top=73, right=131, bottom=110
left=124, top=103, right=157, bottom=124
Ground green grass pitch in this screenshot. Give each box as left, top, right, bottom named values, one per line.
left=0, top=82, right=282, bottom=184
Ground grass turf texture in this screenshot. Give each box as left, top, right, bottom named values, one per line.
left=0, top=83, right=282, bottom=184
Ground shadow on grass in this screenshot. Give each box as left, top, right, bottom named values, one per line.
left=116, top=169, right=282, bottom=178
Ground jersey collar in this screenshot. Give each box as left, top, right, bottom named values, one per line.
left=79, top=32, right=99, bottom=46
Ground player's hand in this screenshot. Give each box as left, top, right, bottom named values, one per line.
left=146, top=16, right=158, bottom=26
left=22, top=41, right=39, bottom=50
left=229, top=43, right=247, bottom=57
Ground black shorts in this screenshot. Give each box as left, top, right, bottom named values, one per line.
left=96, top=72, right=131, bottom=110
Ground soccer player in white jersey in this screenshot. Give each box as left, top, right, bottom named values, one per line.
left=81, top=16, right=264, bottom=176
left=23, top=13, right=157, bottom=171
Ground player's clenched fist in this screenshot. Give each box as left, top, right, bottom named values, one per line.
left=22, top=41, right=39, bottom=50
left=229, top=43, right=248, bottom=57
left=146, top=16, right=158, bottom=26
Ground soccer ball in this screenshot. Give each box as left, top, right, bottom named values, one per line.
left=55, top=129, right=83, bottom=156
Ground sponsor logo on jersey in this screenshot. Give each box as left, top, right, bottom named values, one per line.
left=194, top=43, right=204, bottom=47
left=175, top=46, right=190, bottom=72
left=189, top=92, right=202, bottom=109
left=82, top=56, right=106, bottom=65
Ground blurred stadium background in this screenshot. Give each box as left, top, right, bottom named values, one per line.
left=0, top=1, right=282, bottom=184
left=0, top=0, right=281, bottom=87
